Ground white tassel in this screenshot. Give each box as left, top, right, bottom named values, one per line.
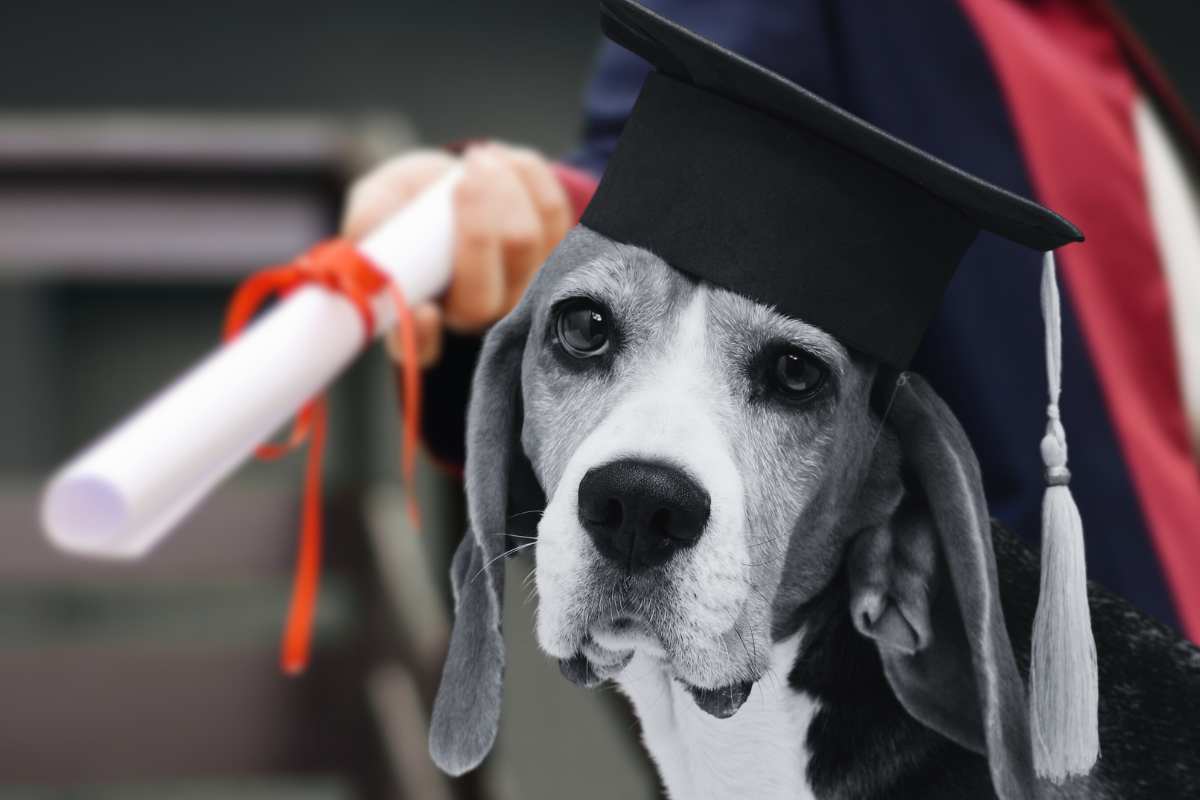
left=1030, top=252, right=1099, bottom=782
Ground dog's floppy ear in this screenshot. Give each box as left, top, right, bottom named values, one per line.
left=849, top=373, right=1034, bottom=799
left=428, top=292, right=536, bottom=776
left=847, top=504, right=938, bottom=657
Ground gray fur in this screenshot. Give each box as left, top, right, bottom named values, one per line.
left=524, top=229, right=867, bottom=692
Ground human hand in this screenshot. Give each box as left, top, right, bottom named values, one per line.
left=342, top=142, right=571, bottom=367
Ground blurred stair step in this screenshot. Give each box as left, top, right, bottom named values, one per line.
left=0, top=575, right=355, bottom=650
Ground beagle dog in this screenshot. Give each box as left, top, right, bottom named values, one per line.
left=428, top=226, right=1200, bottom=799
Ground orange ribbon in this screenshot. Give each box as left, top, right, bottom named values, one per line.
left=224, top=238, right=422, bottom=675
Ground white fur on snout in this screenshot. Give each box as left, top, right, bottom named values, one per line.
left=536, top=291, right=751, bottom=682
left=535, top=474, right=591, bottom=659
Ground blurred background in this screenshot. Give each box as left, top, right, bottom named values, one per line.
left=0, top=2, right=653, bottom=799
left=0, top=1, right=1196, bottom=799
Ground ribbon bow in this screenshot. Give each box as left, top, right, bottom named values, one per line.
left=224, top=238, right=422, bottom=674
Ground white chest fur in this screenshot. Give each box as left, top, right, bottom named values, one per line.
left=615, top=634, right=819, bottom=800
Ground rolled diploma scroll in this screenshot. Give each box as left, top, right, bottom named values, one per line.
left=41, top=167, right=463, bottom=558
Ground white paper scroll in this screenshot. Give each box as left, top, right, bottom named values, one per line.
left=41, top=168, right=463, bottom=558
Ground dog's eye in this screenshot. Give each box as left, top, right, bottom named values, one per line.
left=771, top=348, right=827, bottom=400
left=556, top=299, right=610, bottom=358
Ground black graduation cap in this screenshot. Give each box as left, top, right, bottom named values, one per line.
left=580, top=0, right=1098, bottom=787
left=581, top=0, right=1083, bottom=369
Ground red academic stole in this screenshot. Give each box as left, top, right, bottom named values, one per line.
left=960, top=0, right=1200, bottom=638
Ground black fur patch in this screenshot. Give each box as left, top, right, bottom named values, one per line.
left=788, top=524, right=1200, bottom=799
left=787, top=565, right=994, bottom=798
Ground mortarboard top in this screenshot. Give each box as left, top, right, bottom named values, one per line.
left=581, top=0, right=1083, bottom=368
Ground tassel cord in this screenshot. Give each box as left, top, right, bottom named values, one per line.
left=1030, top=252, right=1100, bottom=782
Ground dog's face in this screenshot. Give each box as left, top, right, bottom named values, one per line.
left=430, top=226, right=1032, bottom=798
left=522, top=230, right=886, bottom=710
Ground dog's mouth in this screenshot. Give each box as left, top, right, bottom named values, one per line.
left=556, top=617, right=648, bottom=687
left=557, top=616, right=758, bottom=719
left=558, top=648, right=756, bottom=719
left=557, top=622, right=639, bottom=687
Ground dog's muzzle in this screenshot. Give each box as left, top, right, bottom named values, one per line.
left=577, top=458, right=710, bottom=573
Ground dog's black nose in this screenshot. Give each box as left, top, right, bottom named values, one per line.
left=577, top=459, right=710, bottom=573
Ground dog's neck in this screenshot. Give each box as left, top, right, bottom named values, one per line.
left=614, top=633, right=820, bottom=800
left=618, top=569, right=997, bottom=800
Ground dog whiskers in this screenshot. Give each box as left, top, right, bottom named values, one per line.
left=522, top=563, right=539, bottom=605
left=468, top=539, right=539, bottom=585
left=734, top=626, right=758, bottom=669
left=747, top=533, right=786, bottom=549
left=741, top=555, right=786, bottom=568
left=522, top=566, right=539, bottom=589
